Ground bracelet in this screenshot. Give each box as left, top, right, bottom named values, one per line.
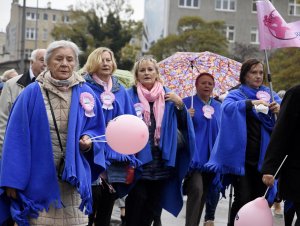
left=176, top=102, right=184, bottom=110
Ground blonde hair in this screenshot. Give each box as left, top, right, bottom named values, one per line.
left=132, top=55, right=163, bottom=85
left=83, top=47, right=117, bottom=75
left=2, top=69, right=18, bottom=82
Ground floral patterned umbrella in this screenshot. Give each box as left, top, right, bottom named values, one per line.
left=158, top=51, right=241, bottom=98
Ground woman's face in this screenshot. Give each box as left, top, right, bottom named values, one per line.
left=245, top=63, right=264, bottom=89
left=137, top=60, right=158, bottom=90
left=196, top=75, right=214, bottom=99
left=48, top=47, right=76, bottom=80
left=97, top=51, right=114, bottom=77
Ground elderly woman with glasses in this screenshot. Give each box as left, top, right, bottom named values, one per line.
left=126, top=56, right=196, bottom=226
left=0, top=40, right=106, bottom=226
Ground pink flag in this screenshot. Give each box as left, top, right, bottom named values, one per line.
left=256, top=0, right=300, bottom=50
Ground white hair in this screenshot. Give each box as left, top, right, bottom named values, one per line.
left=45, top=40, right=81, bottom=69
left=30, top=49, right=45, bottom=62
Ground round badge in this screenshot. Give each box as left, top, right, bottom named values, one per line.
left=100, top=91, right=115, bottom=110
left=202, top=105, right=215, bottom=119
left=80, top=92, right=95, bottom=117
left=256, top=91, right=271, bottom=102
left=134, top=103, right=144, bottom=119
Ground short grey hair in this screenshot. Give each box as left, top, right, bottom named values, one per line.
left=45, top=40, right=81, bottom=69
left=30, top=49, right=45, bottom=62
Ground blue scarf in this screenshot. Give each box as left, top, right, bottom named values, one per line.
left=0, top=83, right=106, bottom=225
left=183, top=96, right=221, bottom=171
left=127, top=86, right=196, bottom=216
left=205, top=84, right=281, bottom=175
left=85, top=74, right=140, bottom=167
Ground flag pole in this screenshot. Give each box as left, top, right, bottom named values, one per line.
left=264, top=49, right=275, bottom=102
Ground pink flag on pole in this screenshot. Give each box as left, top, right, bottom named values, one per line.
left=256, top=0, right=300, bottom=50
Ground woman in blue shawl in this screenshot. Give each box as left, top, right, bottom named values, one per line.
left=83, top=47, right=139, bottom=226
left=126, top=56, right=195, bottom=226
left=183, top=72, right=221, bottom=226
left=205, top=58, right=281, bottom=226
left=0, top=40, right=106, bottom=226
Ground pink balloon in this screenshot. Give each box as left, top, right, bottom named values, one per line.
left=234, top=197, right=273, bottom=226
left=105, top=114, right=149, bottom=155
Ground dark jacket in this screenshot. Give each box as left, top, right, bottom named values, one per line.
left=261, top=84, right=300, bottom=202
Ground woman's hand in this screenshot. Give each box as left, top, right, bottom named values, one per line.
left=262, top=174, right=275, bottom=187
left=269, top=101, right=280, bottom=114
left=165, top=92, right=184, bottom=109
left=6, top=187, right=17, bottom=199
left=188, top=108, right=195, bottom=117
left=79, top=135, right=92, bottom=152
left=251, top=99, right=269, bottom=106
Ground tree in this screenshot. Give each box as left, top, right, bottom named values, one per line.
left=231, top=42, right=261, bottom=63
left=268, top=48, right=300, bottom=91
left=51, top=0, right=139, bottom=68
left=148, top=16, right=229, bottom=61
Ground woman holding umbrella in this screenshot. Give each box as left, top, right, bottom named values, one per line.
left=205, top=58, right=281, bottom=226
left=126, top=55, right=195, bottom=226
left=183, top=72, right=221, bottom=226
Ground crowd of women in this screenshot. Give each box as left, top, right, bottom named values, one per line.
left=0, top=39, right=299, bottom=226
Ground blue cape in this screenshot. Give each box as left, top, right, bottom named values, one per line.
left=0, top=82, right=106, bottom=225
left=127, top=86, right=196, bottom=216
left=205, top=85, right=281, bottom=175
left=85, top=75, right=140, bottom=166
left=183, top=96, right=221, bottom=171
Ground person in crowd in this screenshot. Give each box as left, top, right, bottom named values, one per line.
left=205, top=58, right=281, bottom=226
left=262, top=85, right=300, bottom=226
left=0, top=48, right=46, bottom=157
left=0, top=82, right=4, bottom=96
left=183, top=72, right=221, bottom=226
left=126, top=55, right=195, bottom=226
left=1, top=69, right=18, bottom=82
left=83, top=47, right=139, bottom=226
left=0, top=40, right=106, bottom=226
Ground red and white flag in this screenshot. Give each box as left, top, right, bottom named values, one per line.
left=256, top=0, right=300, bottom=50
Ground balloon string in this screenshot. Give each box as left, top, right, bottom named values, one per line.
left=89, top=135, right=105, bottom=140
left=263, top=155, right=288, bottom=198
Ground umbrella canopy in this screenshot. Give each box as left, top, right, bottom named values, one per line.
left=158, top=51, right=241, bottom=98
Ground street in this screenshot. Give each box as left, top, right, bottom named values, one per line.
left=110, top=191, right=295, bottom=226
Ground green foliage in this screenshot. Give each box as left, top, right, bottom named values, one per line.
left=51, top=0, right=140, bottom=68
left=268, top=48, right=300, bottom=91
left=149, top=16, right=229, bottom=61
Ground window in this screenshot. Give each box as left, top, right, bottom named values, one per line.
left=223, top=25, right=235, bottom=42
left=52, top=14, right=56, bottom=21
left=43, top=13, right=48, bottom=20
left=26, top=12, right=37, bottom=20
left=289, top=0, right=300, bottom=16
left=250, top=27, right=259, bottom=44
left=252, top=0, right=272, bottom=13
left=43, top=29, right=48, bottom=40
left=62, top=15, right=70, bottom=23
left=25, top=28, right=36, bottom=40
left=215, top=0, right=236, bottom=11
left=179, top=0, right=200, bottom=8
left=25, top=49, right=33, bottom=59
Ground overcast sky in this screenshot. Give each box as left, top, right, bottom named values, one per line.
left=0, top=0, right=144, bottom=32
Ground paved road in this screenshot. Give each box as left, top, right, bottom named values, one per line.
left=110, top=193, right=298, bottom=226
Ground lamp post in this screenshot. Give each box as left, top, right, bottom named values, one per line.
left=20, top=0, right=26, bottom=74
left=35, top=0, right=39, bottom=49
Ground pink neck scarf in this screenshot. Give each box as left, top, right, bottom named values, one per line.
left=137, top=81, right=165, bottom=145
left=92, top=74, right=115, bottom=110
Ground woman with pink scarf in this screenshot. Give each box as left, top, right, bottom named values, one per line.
left=126, top=56, right=196, bottom=226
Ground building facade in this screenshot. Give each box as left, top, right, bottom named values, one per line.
left=5, top=0, right=71, bottom=62
left=142, top=0, right=300, bottom=53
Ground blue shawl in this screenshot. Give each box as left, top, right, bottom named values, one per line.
left=0, top=82, right=106, bottom=225
left=127, top=86, right=196, bottom=216
left=205, top=84, right=281, bottom=175
left=183, top=96, right=221, bottom=171
left=84, top=74, right=140, bottom=166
